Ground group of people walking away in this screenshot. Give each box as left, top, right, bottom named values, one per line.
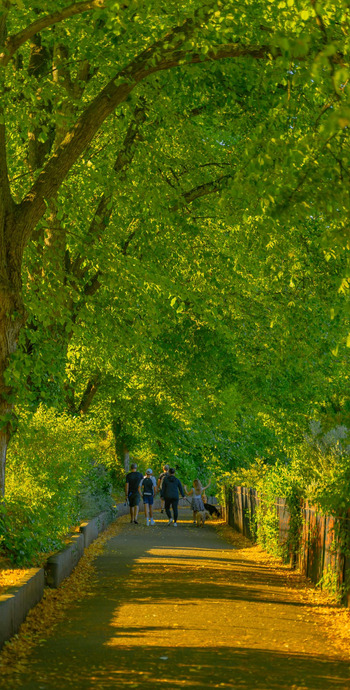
left=125, top=463, right=213, bottom=527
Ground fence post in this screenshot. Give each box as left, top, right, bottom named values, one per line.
left=341, top=509, right=350, bottom=607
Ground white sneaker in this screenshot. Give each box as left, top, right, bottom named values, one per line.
left=150, top=518, right=155, bottom=525
left=173, top=522, right=177, bottom=527
left=168, top=519, right=173, bottom=525
left=146, top=518, right=149, bottom=526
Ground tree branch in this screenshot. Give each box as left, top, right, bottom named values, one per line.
left=173, top=173, right=233, bottom=210
left=310, top=0, right=328, bottom=46
left=77, top=371, right=101, bottom=414
left=121, top=228, right=138, bottom=255
left=72, top=170, right=233, bottom=327
left=0, top=1, right=106, bottom=67
left=83, top=270, right=102, bottom=297
left=15, top=16, right=275, bottom=248
left=70, top=269, right=102, bottom=325
left=70, top=102, right=146, bottom=279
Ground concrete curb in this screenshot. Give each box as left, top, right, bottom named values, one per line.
left=0, top=568, right=45, bottom=649
left=79, top=508, right=117, bottom=549
left=0, top=498, right=218, bottom=649
left=45, top=533, right=85, bottom=588
left=0, top=506, right=118, bottom=649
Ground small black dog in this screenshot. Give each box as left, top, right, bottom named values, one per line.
left=203, top=501, right=221, bottom=518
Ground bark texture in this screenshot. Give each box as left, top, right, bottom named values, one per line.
left=0, top=209, right=26, bottom=495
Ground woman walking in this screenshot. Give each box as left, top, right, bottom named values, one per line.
left=161, top=467, right=185, bottom=527
left=157, top=464, right=169, bottom=513
left=184, top=479, right=211, bottom=524
left=141, top=469, right=156, bottom=526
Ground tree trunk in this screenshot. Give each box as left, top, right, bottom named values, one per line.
left=0, top=200, right=26, bottom=495
left=111, top=418, right=131, bottom=473
left=0, top=285, right=25, bottom=496
left=77, top=372, right=101, bottom=415
left=121, top=444, right=130, bottom=473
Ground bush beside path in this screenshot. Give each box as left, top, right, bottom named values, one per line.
left=1, top=508, right=350, bottom=689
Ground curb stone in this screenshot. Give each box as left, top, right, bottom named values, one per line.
left=0, top=506, right=119, bottom=650
left=45, top=533, right=85, bottom=588
left=0, top=498, right=218, bottom=648
left=0, top=568, right=45, bottom=649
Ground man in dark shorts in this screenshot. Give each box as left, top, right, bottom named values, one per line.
left=125, top=463, right=143, bottom=524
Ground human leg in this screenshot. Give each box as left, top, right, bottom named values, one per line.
left=148, top=496, right=156, bottom=525
left=172, top=499, right=179, bottom=524
left=129, top=494, right=136, bottom=522
left=164, top=498, right=172, bottom=519
left=129, top=494, right=140, bottom=522
left=134, top=494, right=141, bottom=521
left=144, top=495, right=153, bottom=524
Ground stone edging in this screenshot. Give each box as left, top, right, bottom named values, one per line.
left=0, top=568, right=45, bottom=650
left=0, top=503, right=125, bottom=650
left=0, top=496, right=219, bottom=649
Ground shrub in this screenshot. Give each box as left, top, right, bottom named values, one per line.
left=1, top=406, right=119, bottom=564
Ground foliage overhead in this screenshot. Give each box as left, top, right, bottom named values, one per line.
left=0, top=0, right=350, bottom=547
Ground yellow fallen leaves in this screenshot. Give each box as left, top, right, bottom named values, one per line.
left=0, top=514, right=129, bottom=687
left=0, top=565, right=34, bottom=596
left=216, top=522, right=350, bottom=661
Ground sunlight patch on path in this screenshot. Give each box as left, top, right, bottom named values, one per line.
left=105, top=546, right=322, bottom=654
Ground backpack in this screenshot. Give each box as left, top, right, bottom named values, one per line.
left=142, top=477, right=154, bottom=494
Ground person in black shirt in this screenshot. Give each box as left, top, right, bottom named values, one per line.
left=125, top=463, right=143, bottom=524
left=157, top=464, right=169, bottom=513
left=161, top=467, right=185, bottom=527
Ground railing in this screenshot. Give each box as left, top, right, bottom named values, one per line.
left=224, top=486, right=350, bottom=606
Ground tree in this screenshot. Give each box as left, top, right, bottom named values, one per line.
left=1, top=0, right=349, bottom=495
left=0, top=0, right=260, bottom=492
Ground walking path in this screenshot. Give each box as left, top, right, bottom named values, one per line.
left=2, top=508, right=350, bottom=689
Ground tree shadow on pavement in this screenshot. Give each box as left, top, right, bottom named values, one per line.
left=9, top=515, right=350, bottom=690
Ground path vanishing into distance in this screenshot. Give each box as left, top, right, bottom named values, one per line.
left=2, top=508, right=350, bottom=690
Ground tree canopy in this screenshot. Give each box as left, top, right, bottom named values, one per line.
left=0, top=0, right=350, bottom=501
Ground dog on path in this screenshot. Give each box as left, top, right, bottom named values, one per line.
left=202, top=495, right=221, bottom=519
left=196, top=510, right=209, bottom=527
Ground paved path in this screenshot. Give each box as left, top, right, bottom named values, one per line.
left=8, top=509, right=350, bottom=689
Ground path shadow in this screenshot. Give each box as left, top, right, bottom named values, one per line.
left=9, top=513, right=350, bottom=690
left=17, top=644, right=350, bottom=689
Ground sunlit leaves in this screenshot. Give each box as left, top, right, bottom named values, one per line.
left=2, top=0, right=350, bottom=507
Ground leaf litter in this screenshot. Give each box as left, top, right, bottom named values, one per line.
left=216, top=522, right=350, bottom=661
left=0, top=514, right=129, bottom=687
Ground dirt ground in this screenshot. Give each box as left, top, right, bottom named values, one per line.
left=1, top=508, right=350, bottom=689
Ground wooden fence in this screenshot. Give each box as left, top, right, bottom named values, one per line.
left=224, top=486, right=350, bottom=606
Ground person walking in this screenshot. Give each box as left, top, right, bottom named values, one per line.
left=125, top=463, right=143, bottom=524
left=161, top=467, right=184, bottom=527
left=141, top=469, right=156, bottom=526
left=157, top=464, right=169, bottom=513
left=184, top=479, right=211, bottom=524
